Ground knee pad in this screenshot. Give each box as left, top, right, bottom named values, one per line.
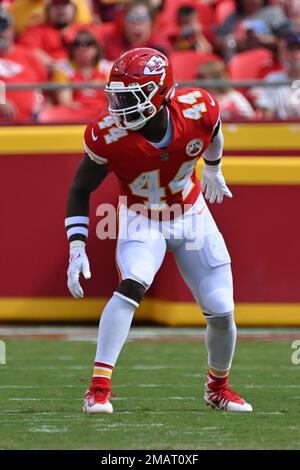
left=205, top=311, right=235, bottom=330
left=116, top=278, right=146, bottom=305
left=202, top=287, right=234, bottom=316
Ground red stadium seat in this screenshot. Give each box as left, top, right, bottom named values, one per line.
left=227, top=48, right=275, bottom=80
left=193, top=2, right=215, bottom=26
left=170, top=50, right=222, bottom=81
left=38, top=104, right=102, bottom=124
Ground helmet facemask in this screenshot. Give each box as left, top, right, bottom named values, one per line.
left=105, top=81, right=160, bottom=131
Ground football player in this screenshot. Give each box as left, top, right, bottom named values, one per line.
left=65, top=47, right=252, bottom=414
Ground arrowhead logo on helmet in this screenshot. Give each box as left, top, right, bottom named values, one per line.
left=143, top=56, right=167, bottom=75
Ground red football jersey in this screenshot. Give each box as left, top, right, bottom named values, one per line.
left=0, top=45, right=47, bottom=122
left=84, top=88, right=220, bottom=210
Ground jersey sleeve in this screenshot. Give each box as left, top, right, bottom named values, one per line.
left=83, top=121, right=108, bottom=165
left=200, top=88, right=221, bottom=140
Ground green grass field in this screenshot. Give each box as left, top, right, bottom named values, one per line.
left=0, top=332, right=300, bottom=450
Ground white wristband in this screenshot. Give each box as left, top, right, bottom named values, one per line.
left=70, top=240, right=86, bottom=250
left=204, top=162, right=222, bottom=173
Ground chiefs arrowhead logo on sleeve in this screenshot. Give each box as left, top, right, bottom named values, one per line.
left=143, top=55, right=167, bottom=75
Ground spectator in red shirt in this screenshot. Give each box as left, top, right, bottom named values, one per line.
left=18, top=0, right=81, bottom=71
left=0, top=9, right=47, bottom=123
left=101, top=1, right=171, bottom=60
left=39, top=28, right=111, bottom=123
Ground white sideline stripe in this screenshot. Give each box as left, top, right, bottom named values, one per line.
left=8, top=398, right=65, bottom=401
left=132, top=365, right=181, bottom=370
left=6, top=396, right=197, bottom=401
left=114, top=396, right=197, bottom=401
left=1, top=365, right=176, bottom=370
left=2, top=364, right=298, bottom=372
left=1, top=411, right=66, bottom=414
left=245, top=385, right=300, bottom=388
left=1, top=420, right=165, bottom=428
left=1, top=326, right=300, bottom=341
left=7, top=398, right=84, bottom=401
left=138, top=384, right=191, bottom=388
left=0, top=410, right=210, bottom=416
left=0, top=365, right=189, bottom=370
left=1, top=364, right=296, bottom=371
left=1, top=420, right=79, bottom=426
left=0, top=385, right=39, bottom=388
left=0, top=384, right=131, bottom=389
left=1, top=366, right=89, bottom=370
left=29, top=427, right=68, bottom=433
left=198, top=427, right=219, bottom=431
left=91, top=423, right=164, bottom=429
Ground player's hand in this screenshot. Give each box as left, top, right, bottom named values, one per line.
left=67, top=241, right=91, bottom=299
left=201, top=163, right=233, bottom=204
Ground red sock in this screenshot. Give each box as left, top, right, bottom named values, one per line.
left=91, top=361, right=113, bottom=388
left=207, top=369, right=228, bottom=390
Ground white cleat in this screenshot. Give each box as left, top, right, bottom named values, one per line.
left=204, top=391, right=253, bottom=412
left=83, top=385, right=113, bottom=414
left=204, top=370, right=253, bottom=412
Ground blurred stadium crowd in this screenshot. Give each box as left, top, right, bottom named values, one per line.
left=0, top=0, right=299, bottom=124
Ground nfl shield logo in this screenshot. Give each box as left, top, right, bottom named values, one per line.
left=161, top=153, right=169, bottom=161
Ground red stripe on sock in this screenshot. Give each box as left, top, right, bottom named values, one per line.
left=94, top=361, right=113, bottom=370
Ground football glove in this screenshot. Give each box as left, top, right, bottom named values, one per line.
left=202, top=163, right=233, bottom=204
left=67, top=241, right=91, bottom=299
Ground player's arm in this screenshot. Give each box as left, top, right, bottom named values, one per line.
left=201, top=120, right=233, bottom=204
left=66, top=154, right=109, bottom=220
left=66, top=154, right=109, bottom=299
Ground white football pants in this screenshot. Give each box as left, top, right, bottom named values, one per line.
left=116, top=193, right=234, bottom=317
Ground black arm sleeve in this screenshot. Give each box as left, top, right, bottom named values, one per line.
left=66, top=154, right=109, bottom=218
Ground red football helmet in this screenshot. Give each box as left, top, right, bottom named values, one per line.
left=105, top=47, right=175, bottom=130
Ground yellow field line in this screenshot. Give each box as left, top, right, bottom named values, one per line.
left=0, top=298, right=299, bottom=326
